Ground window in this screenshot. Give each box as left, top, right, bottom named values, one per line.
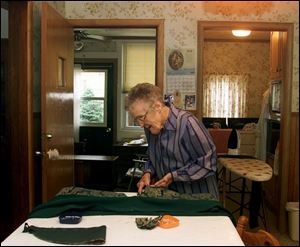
left=121, top=42, right=156, bottom=127
left=203, top=74, right=249, bottom=118
left=74, top=64, right=107, bottom=141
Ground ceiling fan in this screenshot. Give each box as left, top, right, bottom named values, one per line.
left=74, top=30, right=110, bottom=51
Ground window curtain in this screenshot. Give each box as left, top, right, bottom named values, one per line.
left=203, top=74, right=249, bottom=118
left=122, top=42, right=156, bottom=127
left=123, top=42, right=155, bottom=92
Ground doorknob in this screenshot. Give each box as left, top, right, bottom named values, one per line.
left=35, top=151, right=45, bottom=157
left=42, top=133, right=53, bottom=140
left=46, top=134, right=53, bottom=139
left=106, top=128, right=112, bottom=133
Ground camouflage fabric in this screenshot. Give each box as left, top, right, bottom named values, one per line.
left=57, top=186, right=216, bottom=201
left=138, top=186, right=217, bottom=201
left=56, top=186, right=126, bottom=197
left=135, top=216, right=162, bottom=230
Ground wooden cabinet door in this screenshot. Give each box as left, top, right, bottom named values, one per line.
left=41, top=3, right=74, bottom=202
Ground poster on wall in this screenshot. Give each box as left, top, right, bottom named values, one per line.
left=166, top=48, right=196, bottom=110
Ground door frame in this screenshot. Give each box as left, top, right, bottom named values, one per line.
left=6, top=0, right=33, bottom=232
left=197, top=21, right=294, bottom=233
left=68, top=19, right=164, bottom=92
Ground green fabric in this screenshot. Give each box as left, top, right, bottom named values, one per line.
left=28, top=194, right=235, bottom=225
left=23, top=223, right=106, bottom=245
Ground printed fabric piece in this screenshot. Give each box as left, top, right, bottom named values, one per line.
left=138, top=186, right=217, bottom=201
left=57, top=186, right=127, bottom=197
left=135, top=216, right=162, bottom=230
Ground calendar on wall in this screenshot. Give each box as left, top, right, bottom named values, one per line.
left=166, top=49, right=196, bottom=110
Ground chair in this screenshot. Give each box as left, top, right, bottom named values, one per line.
left=236, top=215, right=280, bottom=246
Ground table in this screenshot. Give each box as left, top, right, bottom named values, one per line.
left=218, top=157, right=273, bottom=229
left=1, top=215, right=244, bottom=246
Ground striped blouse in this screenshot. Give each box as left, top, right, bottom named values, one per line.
left=144, top=104, right=219, bottom=199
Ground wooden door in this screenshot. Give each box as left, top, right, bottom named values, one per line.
left=41, top=3, right=74, bottom=202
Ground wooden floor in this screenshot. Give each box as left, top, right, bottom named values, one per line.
left=225, top=191, right=299, bottom=246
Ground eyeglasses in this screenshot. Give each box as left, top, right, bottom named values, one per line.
left=134, top=108, right=150, bottom=123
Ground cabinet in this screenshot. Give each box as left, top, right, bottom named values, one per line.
left=263, top=153, right=280, bottom=215
left=270, top=31, right=286, bottom=80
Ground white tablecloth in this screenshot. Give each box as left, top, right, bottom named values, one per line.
left=2, top=215, right=244, bottom=246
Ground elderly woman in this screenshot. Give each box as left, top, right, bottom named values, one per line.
left=127, top=83, right=219, bottom=200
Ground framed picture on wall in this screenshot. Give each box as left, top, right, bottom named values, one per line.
left=184, top=94, right=196, bottom=110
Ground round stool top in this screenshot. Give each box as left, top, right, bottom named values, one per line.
left=218, top=158, right=273, bottom=182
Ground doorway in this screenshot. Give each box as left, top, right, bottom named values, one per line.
left=197, top=21, right=294, bottom=232
left=74, top=60, right=116, bottom=155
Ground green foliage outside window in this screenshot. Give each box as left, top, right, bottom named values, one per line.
left=80, top=89, right=104, bottom=123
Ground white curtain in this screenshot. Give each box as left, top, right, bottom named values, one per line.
left=203, top=74, right=249, bottom=118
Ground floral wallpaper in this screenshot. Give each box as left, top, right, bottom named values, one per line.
left=64, top=1, right=299, bottom=112
left=203, top=42, right=270, bottom=117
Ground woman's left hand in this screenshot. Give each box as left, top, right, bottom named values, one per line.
left=152, top=173, right=172, bottom=188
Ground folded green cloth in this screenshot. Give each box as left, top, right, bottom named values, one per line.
left=28, top=194, right=235, bottom=225
left=23, top=223, right=106, bottom=245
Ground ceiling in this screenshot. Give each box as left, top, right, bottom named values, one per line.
left=204, top=30, right=270, bottom=42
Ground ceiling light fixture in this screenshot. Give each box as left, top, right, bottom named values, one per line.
left=232, top=30, right=252, bottom=37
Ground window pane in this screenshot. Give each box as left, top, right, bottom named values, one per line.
left=78, top=71, right=105, bottom=97
left=126, top=111, right=140, bottom=127
left=80, top=99, right=104, bottom=124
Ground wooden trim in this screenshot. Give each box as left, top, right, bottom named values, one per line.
left=288, top=112, right=299, bottom=201
left=27, top=0, right=34, bottom=213
left=196, top=22, right=204, bottom=120
left=198, top=21, right=294, bottom=234
left=68, top=19, right=164, bottom=27
left=277, top=23, right=293, bottom=233
left=68, top=19, right=164, bottom=90
left=8, top=0, right=33, bottom=228
left=198, top=21, right=293, bottom=31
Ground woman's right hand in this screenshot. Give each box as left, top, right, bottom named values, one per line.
left=137, top=172, right=151, bottom=194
